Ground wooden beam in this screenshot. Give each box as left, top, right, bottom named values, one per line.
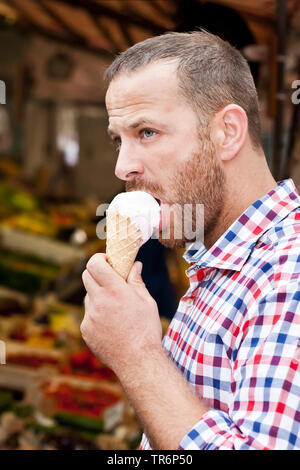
left=268, top=31, right=278, bottom=118
left=44, top=0, right=115, bottom=52
left=62, top=0, right=166, bottom=34
left=126, top=24, right=152, bottom=45
left=10, top=0, right=114, bottom=57
left=125, top=0, right=173, bottom=30
left=119, top=22, right=135, bottom=48
left=39, top=0, right=88, bottom=45
left=10, top=0, right=69, bottom=36
left=98, top=16, right=128, bottom=51
left=200, top=0, right=275, bottom=19
left=119, top=0, right=136, bottom=47
left=239, top=11, right=276, bottom=29
left=155, top=0, right=177, bottom=16
left=95, top=16, right=120, bottom=53
left=86, top=14, right=119, bottom=54
left=16, top=20, right=114, bottom=59
left=0, top=3, right=19, bottom=22
left=272, top=0, right=288, bottom=180
left=150, top=0, right=177, bottom=23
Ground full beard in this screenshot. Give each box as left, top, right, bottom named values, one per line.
left=126, top=134, right=226, bottom=249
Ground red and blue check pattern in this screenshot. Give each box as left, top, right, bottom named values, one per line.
left=140, top=179, right=300, bottom=450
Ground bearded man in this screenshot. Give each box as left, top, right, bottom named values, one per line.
left=81, top=31, right=300, bottom=450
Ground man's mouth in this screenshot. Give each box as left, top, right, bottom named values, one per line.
left=126, top=188, right=163, bottom=232
left=153, top=197, right=163, bottom=232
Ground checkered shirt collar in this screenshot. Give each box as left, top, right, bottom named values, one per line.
left=184, top=179, right=300, bottom=272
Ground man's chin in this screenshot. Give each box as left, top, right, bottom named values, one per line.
left=157, top=233, right=190, bottom=249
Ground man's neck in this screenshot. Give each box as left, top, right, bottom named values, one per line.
left=204, top=169, right=277, bottom=250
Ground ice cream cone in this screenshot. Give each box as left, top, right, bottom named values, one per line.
left=106, top=210, right=143, bottom=280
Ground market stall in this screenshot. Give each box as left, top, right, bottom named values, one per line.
left=0, top=159, right=184, bottom=449
left=0, top=0, right=299, bottom=451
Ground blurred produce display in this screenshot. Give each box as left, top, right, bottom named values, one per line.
left=0, top=289, right=172, bottom=449
left=0, top=182, right=40, bottom=217
left=0, top=249, right=60, bottom=295
left=0, top=161, right=187, bottom=450
left=0, top=293, right=144, bottom=449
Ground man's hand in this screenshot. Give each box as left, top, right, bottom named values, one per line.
left=81, top=253, right=209, bottom=450
left=81, top=253, right=163, bottom=374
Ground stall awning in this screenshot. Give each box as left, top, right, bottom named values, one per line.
left=0, top=0, right=298, bottom=57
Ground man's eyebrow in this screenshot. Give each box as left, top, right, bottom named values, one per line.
left=107, top=127, right=116, bottom=138
left=128, top=118, right=156, bottom=129
left=107, top=118, right=158, bottom=137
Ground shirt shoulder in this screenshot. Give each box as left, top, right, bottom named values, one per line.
left=267, top=206, right=300, bottom=243
left=257, top=207, right=300, bottom=288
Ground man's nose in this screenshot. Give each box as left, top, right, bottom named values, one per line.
left=114, top=144, right=144, bottom=181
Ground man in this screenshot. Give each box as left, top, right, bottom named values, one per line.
left=81, top=31, right=300, bottom=450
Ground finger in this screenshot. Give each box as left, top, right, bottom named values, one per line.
left=82, top=268, right=102, bottom=297
left=127, top=261, right=145, bottom=287
left=81, top=294, right=89, bottom=323
left=86, top=252, right=125, bottom=287
left=82, top=293, right=93, bottom=320
left=84, top=293, right=90, bottom=309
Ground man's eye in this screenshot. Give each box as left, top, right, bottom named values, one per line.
left=113, top=137, right=121, bottom=149
left=141, top=129, right=156, bottom=139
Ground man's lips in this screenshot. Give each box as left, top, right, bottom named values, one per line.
left=158, top=209, right=163, bottom=232
left=153, top=197, right=164, bottom=233
left=153, top=197, right=163, bottom=232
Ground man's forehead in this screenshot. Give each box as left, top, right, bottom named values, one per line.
left=105, top=61, right=179, bottom=110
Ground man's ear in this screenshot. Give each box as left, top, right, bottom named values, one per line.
left=211, top=104, right=248, bottom=162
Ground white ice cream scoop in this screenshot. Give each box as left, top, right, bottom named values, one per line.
left=105, top=191, right=161, bottom=279
left=107, top=190, right=160, bottom=245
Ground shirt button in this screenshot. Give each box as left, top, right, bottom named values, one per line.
left=186, top=298, right=194, bottom=306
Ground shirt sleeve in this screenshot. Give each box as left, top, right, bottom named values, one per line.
left=178, top=280, right=300, bottom=450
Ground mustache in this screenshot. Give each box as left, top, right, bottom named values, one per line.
left=125, top=179, right=164, bottom=196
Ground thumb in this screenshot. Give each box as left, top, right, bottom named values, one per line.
left=127, top=261, right=144, bottom=286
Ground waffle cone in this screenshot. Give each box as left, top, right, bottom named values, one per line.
left=106, top=210, right=143, bottom=280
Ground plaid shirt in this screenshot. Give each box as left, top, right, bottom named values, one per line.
left=140, top=179, right=300, bottom=450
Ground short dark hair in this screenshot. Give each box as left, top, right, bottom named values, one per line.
left=105, top=30, right=262, bottom=148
